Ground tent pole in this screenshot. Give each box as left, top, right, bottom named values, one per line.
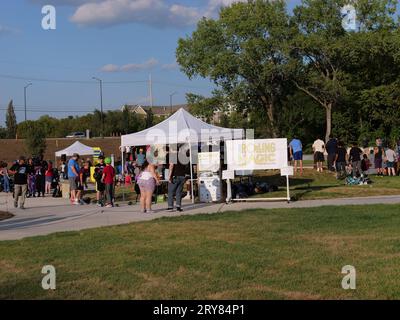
left=189, top=142, right=195, bottom=204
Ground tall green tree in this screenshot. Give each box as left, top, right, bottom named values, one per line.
left=5, top=100, right=17, bottom=139
left=177, top=0, right=294, bottom=137
left=24, top=123, right=47, bottom=158
left=291, top=0, right=399, bottom=142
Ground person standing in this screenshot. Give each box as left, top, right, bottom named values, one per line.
left=94, top=156, right=106, bottom=207
left=385, top=145, right=397, bottom=177
left=312, top=137, right=326, bottom=173
left=68, top=153, right=80, bottom=205
left=136, top=148, right=146, bottom=167
left=9, top=156, right=31, bottom=209
left=289, top=136, right=303, bottom=175
left=101, top=157, right=116, bottom=208
left=334, top=141, right=348, bottom=179
left=374, top=142, right=385, bottom=176
left=137, top=160, right=159, bottom=213
left=167, top=149, right=188, bottom=212
left=349, top=142, right=363, bottom=178
left=0, top=162, right=10, bottom=193
left=326, top=135, right=338, bottom=172
left=27, top=158, right=36, bottom=198
left=45, top=161, right=54, bottom=195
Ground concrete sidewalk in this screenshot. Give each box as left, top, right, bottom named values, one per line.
left=1, top=193, right=400, bottom=241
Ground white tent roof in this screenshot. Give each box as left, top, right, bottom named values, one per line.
left=121, top=108, right=244, bottom=147
left=55, top=141, right=95, bottom=157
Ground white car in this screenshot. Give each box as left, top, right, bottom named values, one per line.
left=66, top=132, right=86, bottom=139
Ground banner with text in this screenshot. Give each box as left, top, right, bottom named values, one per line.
left=226, top=139, right=288, bottom=170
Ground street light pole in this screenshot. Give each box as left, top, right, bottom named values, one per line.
left=24, top=83, right=32, bottom=122
left=92, top=77, right=104, bottom=137
left=169, top=91, right=177, bottom=114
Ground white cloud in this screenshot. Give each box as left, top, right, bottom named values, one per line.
left=69, top=0, right=245, bottom=28
left=100, top=58, right=159, bottom=72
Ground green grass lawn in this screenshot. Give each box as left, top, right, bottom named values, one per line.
left=84, top=170, right=400, bottom=204
left=2, top=204, right=400, bottom=299
left=250, top=169, right=400, bottom=200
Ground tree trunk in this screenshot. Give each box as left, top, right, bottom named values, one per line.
left=325, top=102, right=332, bottom=142
left=262, top=98, right=277, bottom=138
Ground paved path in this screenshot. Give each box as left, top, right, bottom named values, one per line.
left=1, top=193, right=400, bottom=241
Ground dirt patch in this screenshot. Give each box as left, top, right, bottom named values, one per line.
left=0, top=211, right=13, bottom=221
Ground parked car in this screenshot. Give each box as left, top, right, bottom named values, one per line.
left=66, top=132, right=86, bottom=138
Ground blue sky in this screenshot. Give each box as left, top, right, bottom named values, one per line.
left=0, top=0, right=301, bottom=124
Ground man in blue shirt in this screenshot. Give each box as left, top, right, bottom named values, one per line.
left=289, top=137, right=303, bottom=175
left=68, top=153, right=81, bottom=205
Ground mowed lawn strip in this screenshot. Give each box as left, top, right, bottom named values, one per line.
left=1, top=204, right=400, bottom=299
left=251, top=170, right=400, bottom=200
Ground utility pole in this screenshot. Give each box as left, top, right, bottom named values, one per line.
left=92, top=77, right=104, bottom=138
left=149, top=73, right=153, bottom=108
left=169, top=91, right=177, bottom=115
left=24, top=83, right=32, bottom=122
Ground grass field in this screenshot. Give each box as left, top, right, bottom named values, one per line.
left=250, top=170, right=400, bottom=200
left=1, top=204, right=400, bottom=299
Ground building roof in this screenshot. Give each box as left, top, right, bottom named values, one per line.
left=123, top=104, right=189, bottom=116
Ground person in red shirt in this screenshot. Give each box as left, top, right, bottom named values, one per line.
left=101, top=157, right=115, bottom=208
left=45, top=161, right=54, bottom=195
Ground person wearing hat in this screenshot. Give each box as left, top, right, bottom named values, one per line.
left=101, top=157, right=115, bottom=208
left=94, top=155, right=106, bottom=206
left=68, top=153, right=81, bottom=205
left=9, top=156, right=31, bottom=209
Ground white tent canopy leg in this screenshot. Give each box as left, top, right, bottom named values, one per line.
left=189, top=141, right=195, bottom=204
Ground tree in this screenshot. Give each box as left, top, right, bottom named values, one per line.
left=177, top=0, right=294, bottom=137
left=5, top=100, right=17, bottom=139
left=291, top=0, right=399, bottom=142
left=25, top=123, right=47, bottom=158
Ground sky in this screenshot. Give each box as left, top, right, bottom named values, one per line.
left=0, top=0, right=300, bottom=124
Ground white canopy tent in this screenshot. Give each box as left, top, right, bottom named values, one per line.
left=120, top=108, right=244, bottom=203
left=121, top=108, right=244, bottom=147
left=55, top=141, right=95, bottom=157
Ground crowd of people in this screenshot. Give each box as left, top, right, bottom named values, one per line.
left=289, top=136, right=400, bottom=179
left=0, top=145, right=192, bottom=213
left=2, top=138, right=399, bottom=211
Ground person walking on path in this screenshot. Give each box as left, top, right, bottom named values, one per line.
left=137, top=160, right=159, bottom=213
left=68, top=153, right=80, bottom=205
left=289, top=136, right=303, bottom=176
left=312, top=137, right=326, bottom=173
left=102, top=157, right=116, bottom=208
left=326, top=135, right=338, bottom=172
left=349, top=142, right=363, bottom=178
left=9, top=156, right=31, bottom=209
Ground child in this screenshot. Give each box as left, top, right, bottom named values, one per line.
left=102, top=157, right=115, bottom=208
left=361, top=154, right=371, bottom=177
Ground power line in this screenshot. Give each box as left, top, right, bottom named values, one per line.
left=0, top=73, right=211, bottom=88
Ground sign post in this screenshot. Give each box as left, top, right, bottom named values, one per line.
left=225, top=139, right=292, bottom=203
